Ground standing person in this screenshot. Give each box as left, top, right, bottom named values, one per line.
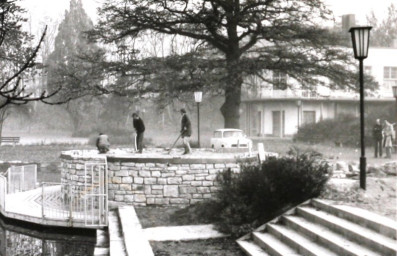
left=96, top=133, right=110, bottom=154
left=372, top=119, right=383, bottom=158
left=180, top=108, right=192, bottom=155
left=383, top=120, right=395, bottom=159
left=132, top=112, right=145, bottom=153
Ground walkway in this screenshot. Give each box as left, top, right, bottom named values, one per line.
left=2, top=185, right=98, bottom=229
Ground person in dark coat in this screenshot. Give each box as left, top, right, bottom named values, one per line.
left=372, top=119, right=383, bottom=158
left=180, top=108, right=192, bottom=154
left=96, top=133, right=110, bottom=154
left=132, top=112, right=145, bottom=153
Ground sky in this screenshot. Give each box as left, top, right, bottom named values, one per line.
left=19, top=0, right=395, bottom=33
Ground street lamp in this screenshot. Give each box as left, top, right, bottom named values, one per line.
left=393, top=85, right=397, bottom=153
left=194, top=91, right=203, bottom=148
left=349, top=26, right=372, bottom=190
left=296, top=100, right=302, bottom=129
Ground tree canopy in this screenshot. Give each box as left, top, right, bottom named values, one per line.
left=367, top=3, right=397, bottom=47
left=90, top=0, right=370, bottom=128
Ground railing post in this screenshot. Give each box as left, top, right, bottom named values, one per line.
left=69, top=185, right=73, bottom=226
left=41, top=183, right=45, bottom=220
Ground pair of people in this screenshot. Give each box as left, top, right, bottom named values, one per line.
left=373, top=119, right=395, bottom=159
left=96, top=109, right=192, bottom=155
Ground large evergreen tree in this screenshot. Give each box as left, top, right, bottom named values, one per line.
left=91, top=0, right=363, bottom=128
left=47, top=0, right=103, bottom=132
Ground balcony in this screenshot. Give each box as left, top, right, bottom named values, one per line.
left=243, top=88, right=319, bottom=99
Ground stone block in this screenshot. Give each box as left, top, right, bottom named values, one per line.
left=226, top=163, right=238, bottom=168
left=114, top=195, right=124, bottom=202
left=112, top=177, right=122, bottom=184
left=108, top=164, right=120, bottom=171
left=120, top=184, right=131, bottom=191
left=144, top=178, right=157, bottom=184
left=121, top=162, right=135, bottom=167
left=210, top=187, right=220, bottom=192
left=152, top=185, right=163, bottom=190
left=129, top=170, right=139, bottom=177
left=190, top=199, right=203, bottom=204
left=146, top=163, right=155, bottom=167
left=116, top=170, right=129, bottom=177
left=167, top=166, right=178, bottom=171
left=122, top=177, right=133, bottom=184
left=161, top=172, right=175, bottom=177
left=209, top=169, right=222, bottom=174
left=108, top=184, right=120, bottom=190
left=164, top=185, right=179, bottom=197
left=154, top=198, right=169, bottom=205
left=156, top=163, right=167, bottom=168
left=176, top=170, right=187, bottom=175
left=157, top=178, right=167, bottom=184
left=124, top=195, right=134, bottom=203
left=170, top=198, right=189, bottom=204
left=202, top=181, right=213, bottom=186
left=205, top=175, right=217, bottom=181
left=147, top=198, right=155, bottom=205
left=151, top=189, right=163, bottom=195
left=192, top=194, right=203, bottom=198
left=194, top=176, right=205, bottom=181
left=188, top=169, right=207, bottom=174
left=167, top=177, right=182, bottom=185
left=151, top=171, right=161, bottom=177
left=190, top=164, right=206, bottom=169
left=203, top=194, right=212, bottom=199
left=132, top=184, right=144, bottom=191
left=139, top=170, right=151, bottom=177
left=215, top=164, right=226, bottom=168
left=197, top=187, right=210, bottom=193
left=115, top=191, right=126, bottom=195
left=182, top=175, right=195, bottom=181
left=144, top=185, right=152, bottom=194
left=179, top=186, right=197, bottom=194
left=206, top=164, right=214, bottom=169
left=134, top=194, right=146, bottom=202
left=134, top=177, right=144, bottom=184
left=191, top=181, right=202, bottom=186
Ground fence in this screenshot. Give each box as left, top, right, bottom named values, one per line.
left=7, top=165, right=37, bottom=194
left=0, top=162, right=108, bottom=228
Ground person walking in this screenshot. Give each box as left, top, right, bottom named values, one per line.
left=96, top=133, right=110, bottom=154
left=132, top=112, right=145, bottom=153
left=372, top=119, right=383, bottom=158
left=383, top=120, right=395, bottom=158
left=180, top=108, right=192, bottom=155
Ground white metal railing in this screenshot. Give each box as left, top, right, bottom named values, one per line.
left=0, top=161, right=108, bottom=227
left=7, top=165, right=37, bottom=194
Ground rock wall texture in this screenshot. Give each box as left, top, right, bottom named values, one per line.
left=60, top=151, right=256, bottom=206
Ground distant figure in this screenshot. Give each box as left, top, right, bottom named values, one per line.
left=180, top=108, right=192, bottom=155
left=372, top=119, right=383, bottom=158
left=132, top=112, right=145, bottom=153
left=383, top=120, right=395, bottom=158
left=96, top=133, right=110, bottom=154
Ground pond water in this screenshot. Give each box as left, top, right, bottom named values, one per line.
left=0, top=217, right=96, bottom=256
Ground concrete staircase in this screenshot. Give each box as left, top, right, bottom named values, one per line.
left=237, top=199, right=397, bottom=256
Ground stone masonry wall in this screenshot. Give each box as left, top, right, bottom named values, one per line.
left=60, top=152, right=256, bottom=206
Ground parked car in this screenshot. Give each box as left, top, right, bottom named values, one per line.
left=210, top=129, right=252, bottom=149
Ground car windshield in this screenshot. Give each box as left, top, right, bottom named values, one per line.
left=223, top=131, right=244, bottom=138
left=213, top=131, right=223, bottom=138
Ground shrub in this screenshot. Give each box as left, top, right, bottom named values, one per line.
left=198, top=148, right=330, bottom=237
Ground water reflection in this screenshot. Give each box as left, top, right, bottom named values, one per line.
left=0, top=218, right=96, bottom=256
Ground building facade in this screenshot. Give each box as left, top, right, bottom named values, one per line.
left=240, top=47, right=396, bottom=137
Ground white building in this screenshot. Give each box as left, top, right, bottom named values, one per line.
left=240, top=47, right=396, bottom=137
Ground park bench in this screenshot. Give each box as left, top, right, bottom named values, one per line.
left=0, top=137, right=20, bottom=146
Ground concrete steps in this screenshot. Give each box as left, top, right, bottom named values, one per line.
left=238, top=199, right=397, bottom=256
left=108, top=210, right=127, bottom=256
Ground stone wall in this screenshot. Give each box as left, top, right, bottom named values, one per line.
left=60, top=151, right=257, bottom=206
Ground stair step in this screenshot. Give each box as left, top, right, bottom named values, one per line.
left=252, top=232, right=301, bottom=256
left=297, top=206, right=397, bottom=255
left=283, top=215, right=383, bottom=256
left=108, top=211, right=127, bottom=256
left=312, top=199, right=397, bottom=239
left=266, top=223, right=338, bottom=256
left=237, top=240, right=270, bottom=256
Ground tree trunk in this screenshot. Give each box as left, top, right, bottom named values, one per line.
left=220, top=53, right=243, bottom=128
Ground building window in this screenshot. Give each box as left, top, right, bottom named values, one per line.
left=384, top=67, right=397, bottom=79
left=303, top=111, right=316, bottom=124
left=272, top=71, right=287, bottom=90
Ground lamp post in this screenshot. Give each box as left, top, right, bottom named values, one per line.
left=349, top=26, right=372, bottom=190
left=296, top=100, right=302, bottom=130
left=194, top=91, right=203, bottom=148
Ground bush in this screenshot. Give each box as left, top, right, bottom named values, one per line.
left=198, top=148, right=330, bottom=237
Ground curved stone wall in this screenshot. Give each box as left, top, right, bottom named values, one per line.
left=61, top=150, right=257, bottom=206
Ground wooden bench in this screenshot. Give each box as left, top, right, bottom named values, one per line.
left=0, top=137, right=20, bottom=146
